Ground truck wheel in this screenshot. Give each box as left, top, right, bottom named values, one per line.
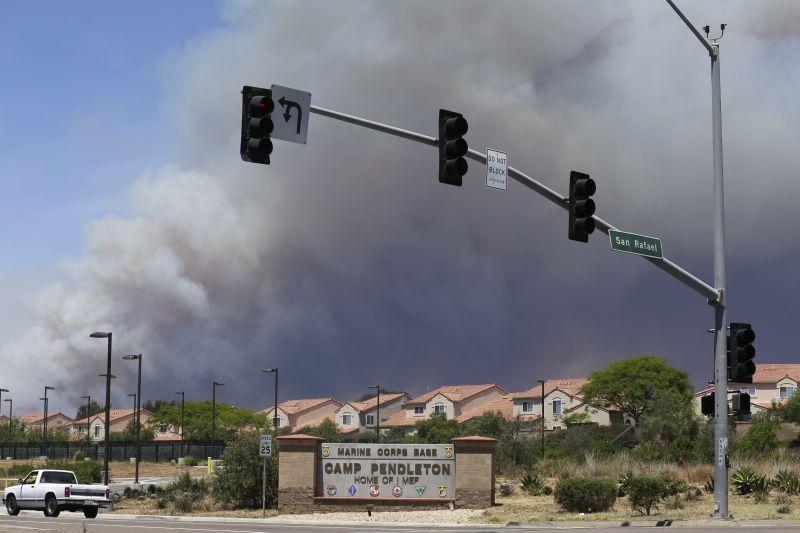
left=5, top=495, right=20, bottom=516
left=43, top=495, right=60, bottom=517
left=83, top=507, right=98, bottom=518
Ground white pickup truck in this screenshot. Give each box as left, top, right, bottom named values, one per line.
left=2, top=469, right=111, bottom=518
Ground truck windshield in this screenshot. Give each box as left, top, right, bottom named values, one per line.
left=41, top=471, right=78, bottom=484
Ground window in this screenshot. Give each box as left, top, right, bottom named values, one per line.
left=366, top=414, right=375, bottom=425
left=740, top=387, right=756, bottom=396
left=552, top=399, right=562, bottom=415
left=94, top=425, right=100, bottom=437
left=780, top=386, right=795, bottom=399
left=274, top=417, right=281, bottom=428
left=159, top=424, right=169, bottom=433
left=414, top=406, right=424, bottom=415
left=78, top=426, right=85, bottom=434
left=342, top=413, right=352, bottom=425
left=41, top=472, right=76, bottom=484
left=522, top=401, right=533, bottom=413
left=434, top=404, right=445, bottom=414
left=23, top=472, right=38, bottom=485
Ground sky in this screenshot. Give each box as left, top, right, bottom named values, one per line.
left=1, top=0, right=799, bottom=417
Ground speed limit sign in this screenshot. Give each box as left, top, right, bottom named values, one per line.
left=260, top=434, right=272, bottom=457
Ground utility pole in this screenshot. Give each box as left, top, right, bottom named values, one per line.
left=537, top=379, right=545, bottom=460
left=665, top=0, right=729, bottom=518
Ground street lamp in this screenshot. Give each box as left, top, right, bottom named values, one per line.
left=0, top=389, right=7, bottom=415
left=123, top=354, right=142, bottom=484
left=80, top=395, right=92, bottom=448
left=212, top=381, right=224, bottom=453
left=262, top=368, right=278, bottom=431
left=3, top=398, right=11, bottom=426
left=0, top=388, right=8, bottom=427
left=536, top=379, right=546, bottom=460
left=175, top=391, right=185, bottom=457
left=90, top=331, right=113, bottom=485
left=42, top=386, right=54, bottom=458
left=368, top=385, right=381, bottom=443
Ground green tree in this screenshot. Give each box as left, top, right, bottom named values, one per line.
left=414, top=413, right=462, bottom=443
left=580, top=356, right=693, bottom=426
left=298, top=418, right=341, bottom=442
left=384, top=427, right=409, bottom=443
left=734, top=412, right=780, bottom=457
left=149, top=401, right=262, bottom=441
left=782, top=392, right=800, bottom=424
left=638, top=389, right=701, bottom=461
left=75, top=401, right=103, bottom=421
left=213, top=432, right=278, bottom=509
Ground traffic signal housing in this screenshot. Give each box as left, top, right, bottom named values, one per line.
left=700, top=393, right=714, bottom=416
left=438, top=109, right=468, bottom=186
left=240, top=85, right=274, bottom=165
left=568, top=171, right=596, bottom=242
left=728, top=322, right=756, bottom=383
left=733, top=392, right=751, bottom=414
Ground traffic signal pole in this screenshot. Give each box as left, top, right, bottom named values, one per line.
left=665, top=0, right=729, bottom=518
left=309, top=104, right=720, bottom=303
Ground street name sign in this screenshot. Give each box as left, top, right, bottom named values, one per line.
left=271, top=84, right=311, bottom=144
left=259, top=434, right=272, bottom=457
left=609, top=229, right=663, bottom=259
left=486, top=149, right=507, bottom=190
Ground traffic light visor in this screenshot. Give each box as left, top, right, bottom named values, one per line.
left=444, top=116, right=468, bottom=137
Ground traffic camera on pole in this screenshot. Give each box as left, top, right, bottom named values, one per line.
left=568, top=171, right=596, bottom=242
left=438, top=109, right=468, bottom=186
left=728, top=322, right=756, bottom=383
left=241, top=86, right=274, bottom=165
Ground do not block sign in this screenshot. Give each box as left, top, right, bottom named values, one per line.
left=486, top=149, right=507, bottom=190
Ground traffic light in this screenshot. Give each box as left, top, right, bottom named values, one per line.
left=701, top=393, right=714, bottom=416
left=568, top=171, right=596, bottom=242
left=728, top=322, right=756, bottom=383
left=732, top=392, right=751, bottom=414
left=240, top=85, right=274, bottom=165
left=438, top=109, right=468, bottom=186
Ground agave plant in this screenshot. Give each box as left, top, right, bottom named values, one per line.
left=520, top=471, right=548, bottom=496
left=732, top=465, right=765, bottom=495
left=772, top=470, right=800, bottom=495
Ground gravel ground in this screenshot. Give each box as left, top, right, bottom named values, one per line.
left=264, top=509, right=485, bottom=524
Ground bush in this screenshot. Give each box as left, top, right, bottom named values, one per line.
left=182, top=456, right=198, bottom=467
left=685, top=484, right=703, bottom=501
left=617, top=470, right=635, bottom=497
left=72, top=451, right=85, bottom=462
left=45, top=460, right=102, bottom=484
left=498, top=482, right=515, bottom=497
left=628, top=476, right=668, bottom=516
left=732, top=465, right=765, bottom=495
left=213, top=432, right=278, bottom=509
left=703, top=475, right=714, bottom=493
left=775, top=493, right=792, bottom=514
left=554, top=477, right=617, bottom=513
left=664, top=494, right=684, bottom=510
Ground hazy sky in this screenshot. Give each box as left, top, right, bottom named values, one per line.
left=1, top=0, right=798, bottom=416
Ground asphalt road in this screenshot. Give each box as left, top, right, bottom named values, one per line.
left=1, top=513, right=800, bottom=533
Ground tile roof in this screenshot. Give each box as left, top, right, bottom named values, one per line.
left=18, top=412, right=75, bottom=424
left=344, top=393, right=408, bottom=412
left=747, top=364, right=800, bottom=384
left=259, top=398, right=340, bottom=416
left=381, top=410, right=418, bottom=427
left=511, top=378, right=590, bottom=399
left=406, top=384, right=507, bottom=405
left=73, top=408, right=144, bottom=425
left=291, top=413, right=337, bottom=432
left=455, top=395, right=518, bottom=423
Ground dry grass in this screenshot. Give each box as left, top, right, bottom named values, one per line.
left=0, top=458, right=207, bottom=481
left=112, top=494, right=280, bottom=518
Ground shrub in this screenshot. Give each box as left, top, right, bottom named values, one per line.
left=664, top=494, right=684, bottom=510
left=72, top=451, right=85, bottom=462
left=498, top=482, right=515, bottom=497
left=520, top=471, right=549, bottom=496
left=703, top=475, right=714, bottom=494
left=628, top=476, right=668, bottom=516
left=773, top=470, right=800, bottom=495
left=182, top=456, right=198, bottom=467
left=617, top=470, right=635, bottom=497
left=732, top=465, right=764, bottom=495
left=173, top=492, right=196, bottom=513
left=213, top=432, right=278, bottom=509
left=775, top=493, right=792, bottom=514
left=554, top=477, right=617, bottom=513
left=685, top=484, right=703, bottom=501
left=45, top=460, right=102, bottom=483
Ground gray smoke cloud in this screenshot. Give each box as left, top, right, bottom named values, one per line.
left=3, top=0, right=800, bottom=414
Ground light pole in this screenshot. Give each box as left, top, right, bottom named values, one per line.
left=42, top=386, right=54, bottom=457
left=0, top=389, right=7, bottom=416
left=80, top=395, right=92, bottom=447
left=90, top=331, right=113, bottom=486
left=536, top=379, right=545, bottom=461
left=123, top=354, right=142, bottom=484
left=368, top=385, right=380, bottom=443
left=175, top=391, right=185, bottom=457
left=3, top=398, right=11, bottom=424
left=212, top=381, right=224, bottom=452
left=261, top=369, right=278, bottom=431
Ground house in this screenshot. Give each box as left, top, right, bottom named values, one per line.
left=0, top=415, right=8, bottom=424
left=259, top=398, right=342, bottom=432
left=71, top=409, right=152, bottom=442
left=693, top=363, right=800, bottom=418
left=335, top=393, right=411, bottom=434
left=381, top=384, right=509, bottom=433
left=18, top=412, right=75, bottom=430
left=511, top=378, right=628, bottom=430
